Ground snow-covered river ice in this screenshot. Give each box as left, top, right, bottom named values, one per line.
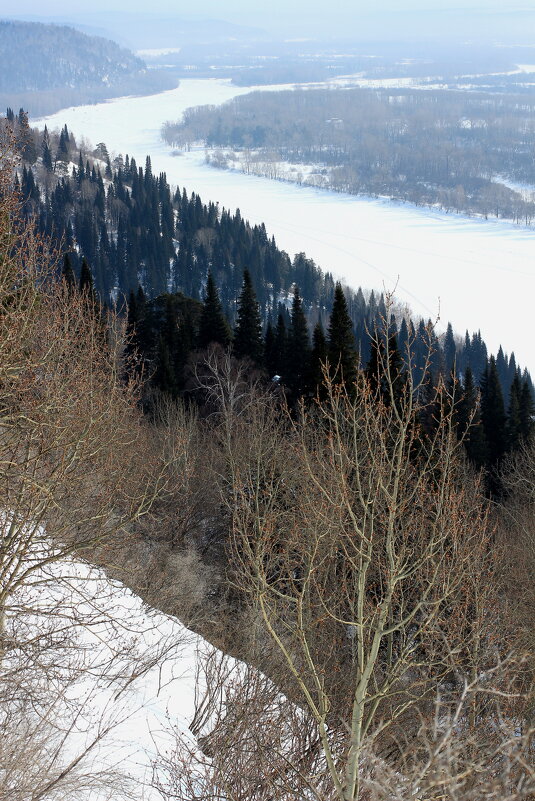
left=34, top=78, right=535, bottom=371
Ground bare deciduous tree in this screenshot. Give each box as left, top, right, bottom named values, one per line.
left=181, top=326, right=534, bottom=799
left=0, top=142, right=193, bottom=799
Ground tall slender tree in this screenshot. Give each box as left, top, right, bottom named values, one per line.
left=481, top=356, right=507, bottom=466
left=61, top=253, right=76, bottom=294
left=327, top=282, right=357, bottom=389
left=264, top=319, right=277, bottom=378
left=443, top=322, right=456, bottom=376
left=286, top=285, right=311, bottom=399
left=506, top=371, right=523, bottom=452
left=456, top=366, right=488, bottom=469
left=272, top=312, right=288, bottom=379
left=197, top=271, right=231, bottom=350
left=310, top=321, right=328, bottom=395
left=79, top=257, right=94, bottom=295
left=233, top=269, right=263, bottom=364
left=41, top=126, right=53, bottom=173
left=519, top=374, right=535, bottom=441
left=480, top=356, right=507, bottom=495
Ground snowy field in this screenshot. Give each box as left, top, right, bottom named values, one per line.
left=34, top=79, right=535, bottom=372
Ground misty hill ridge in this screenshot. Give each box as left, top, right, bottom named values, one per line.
left=0, top=19, right=145, bottom=93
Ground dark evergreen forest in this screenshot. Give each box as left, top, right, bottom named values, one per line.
left=7, top=112, right=534, bottom=494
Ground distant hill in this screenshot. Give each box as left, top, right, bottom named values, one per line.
left=96, top=14, right=267, bottom=49
left=0, top=19, right=176, bottom=116
left=0, top=20, right=145, bottom=92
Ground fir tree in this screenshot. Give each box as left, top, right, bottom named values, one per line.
left=286, top=285, right=311, bottom=399
left=506, top=372, right=522, bottom=452
left=310, top=321, right=328, bottom=394
left=79, top=257, right=94, bottom=295
left=443, top=322, right=456, bottom=375
left=79, top=257, right=99, bottom=315
left=57, top=125, right=70, bottom=163
left=273, top=312, right=288, bottom=378
left=264, top=319, right=277, bottom=378
left=519, top=375, right=535, bottom=441
left=197, top=271, right=231, bottom=350
left=61, top=252, right=76, bottom=294
left=480, top=356, right=507, bottom=466
left=327, top=282, right=357, bottom=388
left=480, top=356, right=507, bottom=495
left=155, top=334, right=175, bottom=396
left=233, top=270, right=263, bottom=364
left=17, top=108, right=36, bottom=164
left=397, top=317, right=409, bottom=367
left=457, top=366, right=488, bottom=469
left=76, top=152, right=85, bottom=184
left=41, top=126, right=53, bottom=173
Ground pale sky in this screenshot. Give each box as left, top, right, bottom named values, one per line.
left=1, top=0, right=532, bottom=11
left=2, top=2, right=535, bottom=43
left=2, top=1, right=534, bottom=22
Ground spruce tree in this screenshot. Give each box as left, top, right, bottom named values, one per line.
left=273, top=312, right=288, bottom=378
left=17, top=109, right=36, bottom=164
left=79, top=257, right=99, bottom=315
left=155, top=334, right=175, bottom=396
left=506, top=372, right=522, bottom=452
left=310, top=321, right=328, bottom=395
left=443, top=322, right=456, bottom=375
left=286, top=285, right=311, bottom=399
left=233, top=270, right=263, bottom=364
left=519, top=376, right=535, bottom=441
left=57, top=125, right=70, bottom=163
left=480, top=356, right=507, bottom=466
left=61, top=253, right=76, bottom=294
left=457, top=366, right=488, bottom=469
left=41, top=126, right=53, bottom=173
left=79, top=257, right=94, bottom=295
left=328, top=282, right=357, bottom=389
left=397, top=317, right=409, bottom=368
left=197, top=271, right=231, bottom=350
left=264, top=319, right=277, bottom=378
left=480, top=356, right=507, bottom=495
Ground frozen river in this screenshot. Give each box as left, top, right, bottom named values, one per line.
left=34, top=79, right=535, bottom=372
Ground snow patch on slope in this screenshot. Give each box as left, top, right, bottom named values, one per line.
left=4, top=555, right=219, bottom=800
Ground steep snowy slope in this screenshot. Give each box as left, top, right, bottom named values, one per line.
left=2, top=555, right=221, bottom=800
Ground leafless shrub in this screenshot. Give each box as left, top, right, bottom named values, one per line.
left=165, top=315, right=533, bottom=800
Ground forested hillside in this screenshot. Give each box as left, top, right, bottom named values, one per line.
left=0, top=20, right=176, bottom=116
left=163, top=86, right=535, bottom=223
left=6, top=110, right=534, bottom=494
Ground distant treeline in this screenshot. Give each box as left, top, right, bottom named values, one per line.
left=163, top=86, right=535, bottom=223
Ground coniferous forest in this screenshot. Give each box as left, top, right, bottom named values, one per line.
left=5, top=110, right=533, bottom=497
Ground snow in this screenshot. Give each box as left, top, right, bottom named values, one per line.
left=495, top=174, right=535, bottom=201
left=137, top=48, right=182, bottom=58
left=33, top=79, right=535, bottom=373
left=5, top=554, right=218, bottom=800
